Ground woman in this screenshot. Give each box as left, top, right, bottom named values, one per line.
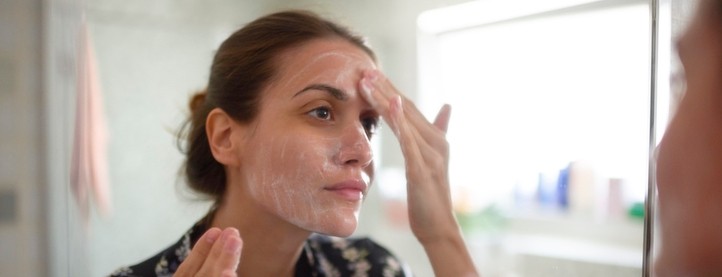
left=111, top=10, right=478, bottom=276
left=655, top=0, right=722, bottom=275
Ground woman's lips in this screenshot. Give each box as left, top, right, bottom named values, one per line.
left=324, top=180, right=367, bottom=201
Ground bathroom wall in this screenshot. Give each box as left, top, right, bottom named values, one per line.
left=82, top=1, right=471, bottom=276
left=83, top=1, right=282, bottom=275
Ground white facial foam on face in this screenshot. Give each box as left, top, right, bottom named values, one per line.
left=273, top=50, right=372, bottom=96
left=240, top=41, right=376, bottom=236
left=245, top=135, right=361, bottom=236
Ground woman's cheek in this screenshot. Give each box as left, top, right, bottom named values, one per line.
left=246, top=135, right=360, bottom=234
left=249, top=137, right=320, bottom=218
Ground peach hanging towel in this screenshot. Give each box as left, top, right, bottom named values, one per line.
left=70, top=20, right=112, bottom=223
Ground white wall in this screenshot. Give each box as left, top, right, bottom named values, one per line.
left=83, top=1, right=475, bottom=276
left=84, top=1, right=282, bottom=276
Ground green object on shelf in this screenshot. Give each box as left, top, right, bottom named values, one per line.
left=456, top=204, right=506, bottom=234
left=628, top=201, right=645, bottom=219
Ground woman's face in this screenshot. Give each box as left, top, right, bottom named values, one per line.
left=235, top=38, right=378, bottom=237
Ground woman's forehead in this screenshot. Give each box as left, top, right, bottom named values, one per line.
left=279, top=39, right=374, bottom=71
left=268, top=39, right=376, bottom=92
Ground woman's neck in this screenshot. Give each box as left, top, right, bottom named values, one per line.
left=210, top=185, right=311, bottom=276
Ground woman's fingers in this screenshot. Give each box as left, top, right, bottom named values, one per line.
left=400, top=101, right=451, bottom=160
left=360, top=70, right=450, bottom=163
left=175, top=227, right=223, bottom=275
left=359, top=70, right=458, bottom=242
left=399, top=94, right=446, bottom=133
left=174, top=227, right=242, bottom=277
left=360, top=70, right=450, bottom=147
left=433, top=104, right=452, bottom=133
left=199, top=228, right=242, bottom=274
left=366, top=72, right=443, bottom=135
left=361, top=77, right=422, bottom=161
left=390, top=95, right=422, bottom=161
left=360, top=70, right=451, bottom=185
left=222, top=230, right=243, bottom=271
left=360, top=74, right=398, bottom=133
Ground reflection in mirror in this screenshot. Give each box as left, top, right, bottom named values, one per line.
left=11, top=0, right=690, bottom=276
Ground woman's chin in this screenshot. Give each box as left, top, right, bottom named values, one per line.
left=331, top=224, right=357, bottom=238
left=280, top=204, right=361, bottom=237
left=313, top=214, right=359, bottom=237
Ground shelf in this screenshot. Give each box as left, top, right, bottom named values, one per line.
left=505, top=210, right=644, bottom=246
left=501, top=233, right=643, bottom=268
left=463, top=210, right=645, bottom=270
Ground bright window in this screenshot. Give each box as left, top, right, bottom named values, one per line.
left=417, top=0, right=651, bottom=274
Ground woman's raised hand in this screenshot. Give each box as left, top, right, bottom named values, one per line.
left=359, top=69, right=456, bottom=243
left=359, top=70, right=478, bottom=277
left=174, top=227, right=243, bottom=277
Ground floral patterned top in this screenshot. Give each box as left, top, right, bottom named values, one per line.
left=109, top=220, right=410, bottom=277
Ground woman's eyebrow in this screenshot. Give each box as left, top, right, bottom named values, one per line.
left=293, top=84, right=348, bottom=101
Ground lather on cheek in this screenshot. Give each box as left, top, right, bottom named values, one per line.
left=248, top=135, right=348, bottom=230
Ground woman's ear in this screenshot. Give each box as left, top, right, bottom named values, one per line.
left=206, top=108, right=243, bottom=167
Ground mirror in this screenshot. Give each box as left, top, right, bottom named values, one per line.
left=4, top=0, right=695, bottom=276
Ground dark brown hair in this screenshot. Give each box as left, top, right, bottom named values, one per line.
left=179, top=10, right=376, bottom=205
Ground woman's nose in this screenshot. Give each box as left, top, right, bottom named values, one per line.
left=336, top=124, right=373, bottom=168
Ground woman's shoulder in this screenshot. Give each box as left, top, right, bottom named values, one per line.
left=302, top=234, right=410, bottom=276
left=108, top=222, right=411, bottom=277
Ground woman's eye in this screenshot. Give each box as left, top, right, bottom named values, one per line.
left=309, top=107, right=333, bottom=121
left=362, top=116, right=380, bottom=138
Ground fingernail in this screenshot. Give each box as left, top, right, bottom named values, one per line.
left=360, top=78, right=377, bottom=107
left=367, top=70, right=379, bottom=82
left=395, top=95, right=403, bottom=113
left=389, top=96, right=403, bottom=136
left=391, top=95, right=403, bottom=116
left=224, top=237, right=241, bottom=255
left=205, top=228, right=221, bottom=243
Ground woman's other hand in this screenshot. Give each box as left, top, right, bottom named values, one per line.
left=174, top=227, right=243, bottom=277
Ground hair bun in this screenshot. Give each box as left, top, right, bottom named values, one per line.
left=189, top=89, right=208, bottom=114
